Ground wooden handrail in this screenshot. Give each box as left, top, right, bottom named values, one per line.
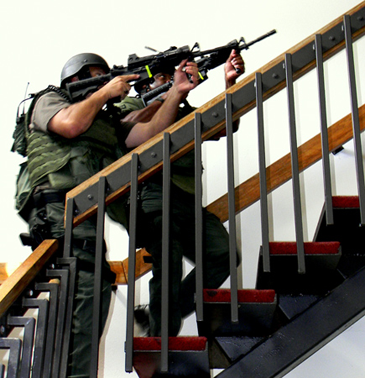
left=65, top=1, right=365, bottom=228
left=1, top=3, right=364, bottom=297
left=109, top=248, right=152, bottom=284
left=111, top=104, right=365, bottom=284
left=209, top=103, right=365, bottom=223
left=0, top=239, right=58, bottom=316
left=0, top=263, right=7, bottom=283
left=0, top=102, right=363, bottom=287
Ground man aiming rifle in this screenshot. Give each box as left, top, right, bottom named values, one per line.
left=118, top=49, right=245, bottom=338
left=65, top=29, right=276, bottom=104
left=13, top=52, right=199, bottom=377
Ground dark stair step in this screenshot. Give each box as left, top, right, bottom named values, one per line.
left=278, top=293, right=321, bottom=320
left=265, top=241, right=342, bottom=269
left=197, top=289, right=277, bottom=369
left=133, top=336, right=209, bottom=378
left=216, top=264, right=365, bottom=378
left=314, top=195, right=365, bottom=277
left=215, top=336, right=265, bottom=363
left=256, top=241, right=343, bottom=295
left=256, top=241, right=344, bottom=321
left=198, top=288, right=277, bottom=337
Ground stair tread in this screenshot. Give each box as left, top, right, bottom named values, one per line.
left=203, top=289, right=276, bottom=303
left=133, top=336, right=210, bottom=378
left=269, top=241, right=341, bottom=255
left=198, top=290, right=277, bottom=339
left=133, top=336, right=207, bottom=351
left=332, top=195, right=359, bottom=208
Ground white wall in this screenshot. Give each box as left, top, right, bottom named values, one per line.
left=1, top=1, right=365, bottom=377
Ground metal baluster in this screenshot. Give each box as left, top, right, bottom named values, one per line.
left=63, top=198, right=74, bottom=258
left=58, top=197, right=78, bottom=378
left=255, top=73, right=271, bottom=272
left=225, top=93, right=238, bottom=323
left=35, top=282, right=59, bottom=378
left=161, top=132, right=171, bottom=372
left=22, top=298, right=49, bottom=378
left=90, top=176, right=107, bottom=378
left=195, top=112, right=204, bottom=322
left=58, top=257, right=78, bottom=378
left=0, top=339, right=21, bottom=378
left=6, top=316, right=35, bottom=378
left=285, top=53, right=306, bottom=274
left=344, top=14, right=365, bottom=224
left=48, top=268, right=69, bottom=378
left=315, top=34, right=334, bottom=225
left=125, top=153, right=139, bottom=373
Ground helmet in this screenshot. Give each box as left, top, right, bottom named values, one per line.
left=60, top=53, right=110, bottom=87
left=154, top=62, right=176, bottom=76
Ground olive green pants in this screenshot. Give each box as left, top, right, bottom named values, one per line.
left=136, top=182, right=233, bottom=337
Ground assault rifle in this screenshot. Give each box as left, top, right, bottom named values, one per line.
left=66, top=29, right=276, bottom=103
left=141, top=29, right=277, bottom=106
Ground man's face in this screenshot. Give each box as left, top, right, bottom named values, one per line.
left=70, top=66, right=106, bottom=83
left=89, top=66, right=107, bottom=78
left=149, top=72, right=172, bottom=91
left=70, top=66, right=107, bottom=98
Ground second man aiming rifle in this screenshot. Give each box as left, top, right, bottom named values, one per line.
left=118, top=49, right=245, bottom=337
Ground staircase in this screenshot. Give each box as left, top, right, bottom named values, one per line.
left=216, top=197, right=365, bottom=377
left=1, top=3, right=365, bottom=377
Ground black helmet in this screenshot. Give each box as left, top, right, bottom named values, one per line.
left=154, top=62, right=176, bottom=76
left=60, top=53, right=110, bottom=87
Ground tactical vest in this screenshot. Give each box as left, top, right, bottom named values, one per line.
left=14, top=88, right=125, bottom=222
left=13, top=86, right=69, bottom=218
left=27, top=114, right=120, bottom=190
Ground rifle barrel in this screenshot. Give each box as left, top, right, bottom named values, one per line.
left=192, top=29, right=277, bottom=57
left=245, top=29, right=277, bottom=49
